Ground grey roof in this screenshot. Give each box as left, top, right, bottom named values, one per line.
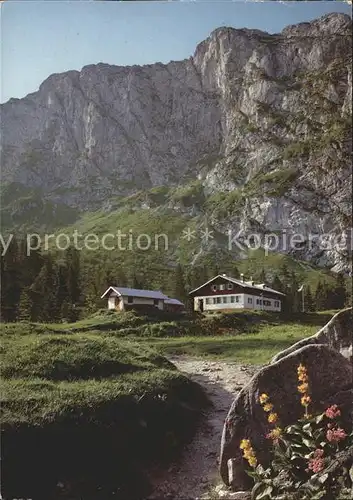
left=165, top=298, right=184, bottom=306
left=101, top=286, right=168, bottom=300
left=189, top=275, right=285, bottom=297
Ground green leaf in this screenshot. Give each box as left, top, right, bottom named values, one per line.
left=318, top=473, right=329, bottom=484
left=302, top=438, right=314, bottom=448
left=256, top=485, right=273, bottom=499
left=315, top=413, right=325, bottom=424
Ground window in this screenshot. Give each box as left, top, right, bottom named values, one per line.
left=213, top=298, right=217, bottom=304
left=248, top=297, right=253, bottom=304
left=263, top=300, right=271, bottom=306
left=127, top=296, right=133, bottom=304
left=256, top=299, right=262, bottom=305
left=212, top=284, right=218, bottom=292
left=231, top=296, right=235, bottom=303
left=236, top=296, right=240, bottom=303
left=206, top=298, right=211, bottom=305
left=154, top=299, right=159, bottom=306
left=227, top=283, right=233, bottom=290
left=216, top=297, right=222, bottom=304
left=274, top=300, right=280, bottom=307
left=219, top=284, right=225, bottom=290
left=222, top=296, right=228, bottom=303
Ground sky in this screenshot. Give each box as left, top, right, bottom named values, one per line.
left=1, top=1, right=351, bottom=103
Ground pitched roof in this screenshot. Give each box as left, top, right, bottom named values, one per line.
left=165, top=298, right=184, bottom=306
left=101, top=286, right=168, bottom=300
left=188, top=275, right=285, bottom=296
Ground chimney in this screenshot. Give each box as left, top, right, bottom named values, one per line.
left=240, top=273, right=244, bottom=282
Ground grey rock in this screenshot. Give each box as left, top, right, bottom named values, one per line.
left=219, top=344, right=353, bottom=490
left=271, top=307, right=353, bottom=363
left=1, top=13, right=352, bottom=269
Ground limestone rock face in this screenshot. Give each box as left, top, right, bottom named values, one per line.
left=1, top=13, right=352, bottom=268
left=219, top=344, right=353, bottom=490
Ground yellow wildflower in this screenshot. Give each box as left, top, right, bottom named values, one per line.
left=297, top=365, right=308, bottom=381
left=301, top=395, right=311, bottom=407
left=298, top=383, right=309, bottom=394
left=239, top=438, right=257, bottom=468
left=259, top=393, right=269, bottom=404
left=240, top=439, right=251, bottom=450
left=268, top=412, right=278, bottom=424
left=266, top=427, right=282, bottom=441
left=263, top=403, right=274, bottom=412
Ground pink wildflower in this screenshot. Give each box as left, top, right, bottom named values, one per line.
left=325, top=405, right=341, bottom=419
left=308, top=449, right=325, bottom=473
left=326, top=427, right=347, bottom=443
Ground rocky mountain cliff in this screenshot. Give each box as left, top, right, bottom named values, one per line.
left=1, top=13, right=352, bottom=270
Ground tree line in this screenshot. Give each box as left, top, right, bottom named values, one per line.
left=0, top=237, right=350, bottom=322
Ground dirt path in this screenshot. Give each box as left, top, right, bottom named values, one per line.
left=147, top=356, right=260, bottom=500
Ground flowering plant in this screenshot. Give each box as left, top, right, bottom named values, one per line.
left=239, top=365, right=353, bottom=499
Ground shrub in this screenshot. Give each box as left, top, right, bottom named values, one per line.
left=240, top=364, right=353, bottom=499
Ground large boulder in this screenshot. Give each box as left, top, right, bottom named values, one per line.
left=271, top=308, right=352, bottom=363
left=219, top=344, right=353, bottom=490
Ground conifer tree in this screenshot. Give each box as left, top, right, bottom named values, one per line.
left=315, top=281, right=329, bottom=311
left=31, top=254, right=58, bottom=322
left=331, top=273, right=347, bottom=310
left=173, top=264, right=187, bottom=303
left=305, top=285, right=314, bottom=312
left=231, top=264, right=240, bottom=279
left=1, top=236, right=22, bottom=321
left=259, top=268, right=266, bottom=284
left=271, top=274, right=284, bottom=293
left=18, top=287, right=34, bottom=321
left=65, top=247, right=81, bottom=308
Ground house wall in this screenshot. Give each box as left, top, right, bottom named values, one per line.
left=195, top=294, right=244, bottom=311
left=243, top=294, right=281, bottom=312
left=191, top=277, right=282, bottom=312
left=194, top=293, right=281, bottom=312
left=108, top=296, right=116, bottom=310
left=107, top=291, right=124, bottom=311
left=122, top=296, right=164, bottom=310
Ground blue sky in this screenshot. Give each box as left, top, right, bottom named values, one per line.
left=1, top=1, right=351, bottom=103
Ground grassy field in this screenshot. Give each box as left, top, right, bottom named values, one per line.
left=1, top=332, right=208, bottom=500
left=142, top=323, right=319, bottom=365
left=1, top=308, right=336, bottom=498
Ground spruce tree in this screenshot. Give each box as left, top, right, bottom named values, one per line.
left=288, top=272, right=300, bottom=313
left=31, top=254, right=59, bottom=322
left=271, top=275, right=284, bottom=293
left=331, top=273, right=347, bottom=310
left=18, top=287, right=34, bottom=321
left=231, top=264, right=240, bottom=279
left=65, top=247, right=81, bottom=307
left=280, top=263, right=291, bottom=288
left=305, top=285, right=314, bottom=312
left=315, top=281, right=329, bottom=311
left=173, top=264, right=187, bottom=303
left=1, top=236, right=22, bottom=321
left=259, top=268, right=266, bottom=284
